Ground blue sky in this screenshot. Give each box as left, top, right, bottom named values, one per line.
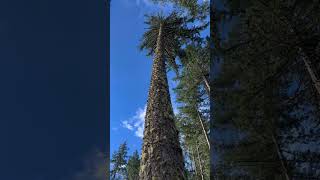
left=110, top=0, right=178, bottom=156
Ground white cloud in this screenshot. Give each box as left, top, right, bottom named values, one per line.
left=121, top=105, right=147, bottom=138
left=122, top=120, right=134, bottom=130
left=121, top=102, right=179, bottom=139
left=135, top=125, right=144, bottom=138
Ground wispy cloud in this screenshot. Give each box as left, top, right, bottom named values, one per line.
left=122, top=120, right=134, bottom=130
left=121, top=105, right=147, bottom=138
left=122, top=102, right=179, bottom=138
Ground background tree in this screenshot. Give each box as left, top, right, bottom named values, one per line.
left=211, top=0, right=320, bottom=179
left=174, top=42, right=210, bottom=179
left=110, top=142, right=128, bottom=180
left=127, top=150, right=140, bottom=180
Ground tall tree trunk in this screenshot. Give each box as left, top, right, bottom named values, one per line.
left=194, top=60, right=210, bottom=95
left=202, top=75, right=210, bottom=95
left=255, top=0, right=320, bottom=97
left=298, top=47, right=320, bottom=97
left=196, top=142, right=204, bottom=180
left=271, top=134, right=290, bottom=180
left=196, top=111, right=210, bottom=149
left=139, top=23, right=185, bottom=179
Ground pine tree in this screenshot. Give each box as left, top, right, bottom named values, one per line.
left=144, top=1, right=211, bottom=179
left=174, top=42, right=211, bottom=179
left=139, top=12, right=193, bottom=179
left=110, top=142, right=128, bottom=180
left=127, top=150, right=140, bottom=180
left=138, top=1, right=209, bottom=179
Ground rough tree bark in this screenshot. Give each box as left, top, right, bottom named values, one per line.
left=139, top=23, right=185, bottom=179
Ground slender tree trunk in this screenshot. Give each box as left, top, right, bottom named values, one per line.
left=196, top=142, right=204, bottom=180
left=284, top=18, right=320, bottom=97
left=196, top=111, right=210, bottom=149
left=253, top=0, right=320, bottom=97
left=139, top=23, right=185, bottom=180
left=288, top=15, right=320, bottom=98
left=202, top=75, right=210, bottom=95
left=193, top=60, right=210, bottom=95
left=299, top=47, right=320, bottom=97
left=271, top=134, right=290, bottom=180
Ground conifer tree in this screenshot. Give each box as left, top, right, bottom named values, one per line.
left=138, top=1, right=209, bottom=179
left=144, top=1, right=211, bottom=179
left=110, top=142, right=128, bottom=180
left=174, top=41, right=211, bottom=179
left=127, top=150, right=140, bottom=180
left=139, top=12, right=200, bottom=179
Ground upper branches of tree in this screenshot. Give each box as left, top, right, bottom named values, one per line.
left=140, top=12, right=207, bottom=75
left=151, top=0, right=209, bottom=21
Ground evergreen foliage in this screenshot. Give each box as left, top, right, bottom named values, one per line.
left=126, top=150, right=140, bottom=180
left=110, top=142, right=141, bottom=180
left=110, top=142, right=129, bottom=180
left=174, top=41, right=211, bottom=179
left=140, top=11, right=205, bottom=74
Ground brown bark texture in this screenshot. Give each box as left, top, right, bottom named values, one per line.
left=139, top=24, right=185, bottom=180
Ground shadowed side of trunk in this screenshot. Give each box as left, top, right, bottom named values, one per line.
left=139, top=24, right=185, bottom=179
